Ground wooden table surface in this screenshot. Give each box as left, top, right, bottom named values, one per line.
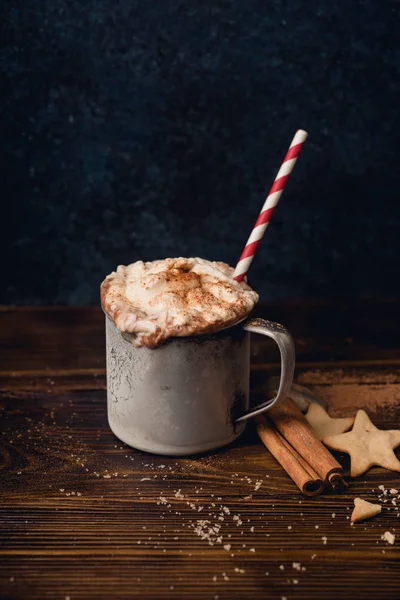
left=1, top=301, right=399, bottom=600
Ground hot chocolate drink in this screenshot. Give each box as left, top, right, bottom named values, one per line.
left=100, top=257, right=259, bottom=348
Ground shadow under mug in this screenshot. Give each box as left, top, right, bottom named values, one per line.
left=105, top=315, right=295, bottom=456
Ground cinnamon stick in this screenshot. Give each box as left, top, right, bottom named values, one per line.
left=256, top=416, right=324, bottom=496
left=278, top=432, right=322, bottom=482
left=269, top=398, right=345, bottom=488
left=328, top=471, right=348, bottom=491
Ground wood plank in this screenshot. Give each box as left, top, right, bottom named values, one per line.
left=1, top=389, right=400, bottom=599
left=2, top=367, right=400, bottom=423
left=1, top=304, right=400, bottom=599
left=1, top=299, right=400, bottom=374
left=0, top=307, right=105, bottom=372
left=2, top=363, right=400, bottom=392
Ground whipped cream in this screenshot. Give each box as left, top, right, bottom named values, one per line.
left=100, top=257, right=258, bottom=348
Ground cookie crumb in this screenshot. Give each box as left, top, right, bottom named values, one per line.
left=381, top=531, right=396, bottom=545
left=351, top=498, right=381, bottom=523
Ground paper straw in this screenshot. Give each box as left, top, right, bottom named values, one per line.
left=233, top=129, right=308, bottom=282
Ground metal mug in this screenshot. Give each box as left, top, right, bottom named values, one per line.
left=105, top=315, right=295, bottom=456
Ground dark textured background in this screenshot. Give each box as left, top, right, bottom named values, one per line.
left=1, top=1, right=399, bottom=304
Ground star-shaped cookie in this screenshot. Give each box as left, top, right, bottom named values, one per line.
left=305, top=403, right=354, bottom=440
left=323, top=409, right=400, bottom=477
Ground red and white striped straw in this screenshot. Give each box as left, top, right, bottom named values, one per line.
left=233, top=129, right=308, bottom=282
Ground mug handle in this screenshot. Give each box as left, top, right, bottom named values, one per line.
left=235, top=317, right=295, bottom=423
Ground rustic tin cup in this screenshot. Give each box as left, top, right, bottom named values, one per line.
left=105, top=315, right=295, bottom=456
